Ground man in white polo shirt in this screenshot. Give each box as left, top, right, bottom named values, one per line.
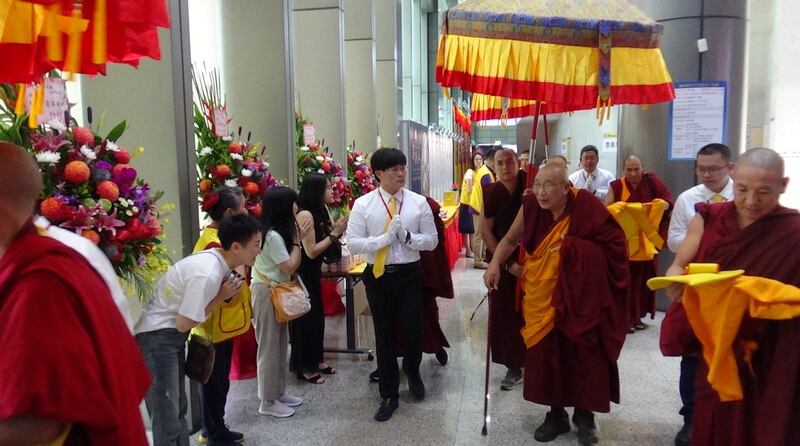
left=347, top=147, right=438, bottom=422
left=665, top=143, right=734, bottom=446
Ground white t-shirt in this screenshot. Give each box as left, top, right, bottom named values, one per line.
left=134, top=249, right=231, bottom=334
left=35, top=217, right=135, bottom=332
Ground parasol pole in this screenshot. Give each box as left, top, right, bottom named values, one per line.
left=526, top=103, right=542, bottom=188
left=543, top=114, right=550, bottom=161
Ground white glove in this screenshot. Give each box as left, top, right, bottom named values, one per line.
left=388, top=215, right=404, bottom=239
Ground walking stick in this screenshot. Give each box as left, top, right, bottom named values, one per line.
left=470, top=293, right=488, bottom=321
left=481, top=289, right=492, bottom=435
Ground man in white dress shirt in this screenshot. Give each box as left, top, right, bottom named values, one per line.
left=347, top=148, right=438, bottom=422
left=568, top=145, right=615, bottom=200
left=667, top=143, right=735, bottom=251
left=665, top=143, right=734, bottom=446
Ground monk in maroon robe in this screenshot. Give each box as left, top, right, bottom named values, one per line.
left=606, top=154, right=673, bottom=330
left=481, top=148, right=527, bottom=389
left=419, top=197, right=453, bottom=357
left=0, top=142, right=151, bottom=445
left=486, top=164, right=629, bottom=445
left=664, top=148, right=800, bottom=446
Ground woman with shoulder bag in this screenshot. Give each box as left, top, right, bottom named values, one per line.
left=293, top=174, right=349, bottom=384
left=252, top=187, right=312, bottom=418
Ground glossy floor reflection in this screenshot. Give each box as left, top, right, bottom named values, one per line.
left=194, top=257, right=683, bottom=445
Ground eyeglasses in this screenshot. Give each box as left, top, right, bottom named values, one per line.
left=695, top=165, right=728, bottom=174
left=532, top=181, right=565, bottom=193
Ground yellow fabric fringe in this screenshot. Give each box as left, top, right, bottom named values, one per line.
left=437, top=34, right=673, bottom=88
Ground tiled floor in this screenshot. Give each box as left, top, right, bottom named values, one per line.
left=194, top=257, right=683, bottom=445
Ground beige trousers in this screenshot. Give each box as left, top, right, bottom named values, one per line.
left=252, top=282, right=288, bottom=403
left=471, top=213, right=485, bottom=263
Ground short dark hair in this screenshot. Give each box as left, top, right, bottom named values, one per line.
left=485, top=147, right=499, bottom=161
left=370, top=147, right=406, bottom=172
left=204, top=186, right=244, bottom=222
left=217, top=214, right=263, bottom=250
left=580, top=145, right=599, bottom=158
left=697, top=143, right=731, bottom=162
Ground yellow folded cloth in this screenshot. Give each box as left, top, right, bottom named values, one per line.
left=648, top=263, right=800, bottom=401
left=607, top=198, right=668, bottom=260
left=647, top=263, right=745, bottom=290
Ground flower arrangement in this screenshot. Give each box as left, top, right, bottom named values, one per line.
left=295, top=112, right=351, bottom=218
left=346, top=144, right=376, bottom=207
left=0, top=83, right=171, bottom=302
left=193, top=67, right=277, bottom=218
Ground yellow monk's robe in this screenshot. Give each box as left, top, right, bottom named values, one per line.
left=468, top=164, right=494, bottom=215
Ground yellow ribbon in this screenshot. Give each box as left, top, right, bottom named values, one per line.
left=372, top=195, right=396, bottom=278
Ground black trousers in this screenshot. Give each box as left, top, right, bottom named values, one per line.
left=679, top=355, right=698, bottom=425
left=363, top=262, right=423, bottom=399
left=200, top=339, right=233, bottom=442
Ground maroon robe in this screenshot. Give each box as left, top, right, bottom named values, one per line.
left=610, top=173, right=674, bottom=322
left=521, top=189, right=629, bottom=412
left=396, top=198, right=452, bottom=355
left=687, top=202, right=800, bottom=446
left=0, top=222, right=151, bottom=445
left=483, top=171, right=527, bottom=368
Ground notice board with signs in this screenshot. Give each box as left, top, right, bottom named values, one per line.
left=668, top=81, right=727, bottom=160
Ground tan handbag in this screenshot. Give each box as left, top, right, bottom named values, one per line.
left=254, top=267, right=311, bottom=323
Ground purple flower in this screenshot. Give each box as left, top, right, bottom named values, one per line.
left=113, top=166, right=138, bottom=195
left=53, top=192, right=80, bottom=206
left=95, top=160, right=113, bottom=171
left=129, top=185, right=151, bottom=210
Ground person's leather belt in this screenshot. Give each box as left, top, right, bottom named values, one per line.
left=367, top=261, right=420, bottom=274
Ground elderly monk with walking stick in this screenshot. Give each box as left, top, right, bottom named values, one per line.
left=484, top=163, right=629, bottom=446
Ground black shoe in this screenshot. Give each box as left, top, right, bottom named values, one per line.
left=534, top=409, right=571, bottom=442
left=207, top=430, right=245, bottom=446
left=200, top=429, right=244, bottom=446
left=374, top=397, right=399, bottom=421
left=435, top=347, right=448, bottom=365
left=369, top=369, right=380, bottom=382
left=675, top=423, right=691, bottom=446
left=405, top=372, right=426, bottom=400
left=573, top=409, right=599, bottom=446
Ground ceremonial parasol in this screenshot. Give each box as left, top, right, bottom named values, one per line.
left=438, top=0, right=676, bottom=435
left=437, top=0, right=675, bottom=169
left=0, top=0, right=169, bottom=83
